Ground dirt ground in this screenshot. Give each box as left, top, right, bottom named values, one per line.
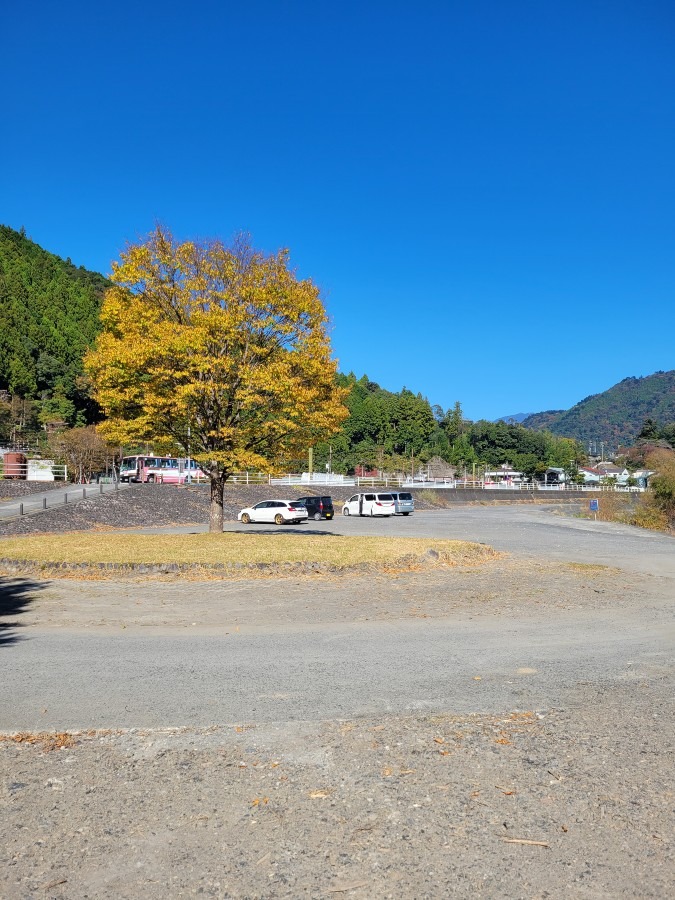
left=2, top=557, right=674, bottom=898
left=2, top=559, right=666, bottom=633
left=2, top=686, right=672, bottom=899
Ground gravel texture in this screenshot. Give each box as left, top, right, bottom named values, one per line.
left=0, top=481, right=61, bottom=499
left=1, top=687, right=672, bottom=899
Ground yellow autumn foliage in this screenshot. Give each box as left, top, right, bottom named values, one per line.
left=85, top=226, right=349, bottom=529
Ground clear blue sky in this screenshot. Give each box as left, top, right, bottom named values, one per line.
left=4, top=0, right=674, bottom=421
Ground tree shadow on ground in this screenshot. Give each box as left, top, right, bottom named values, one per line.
left=0, top=577, right=44, bottom=648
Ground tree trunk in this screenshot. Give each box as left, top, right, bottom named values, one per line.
left=209, top=473, right=225, bottom=532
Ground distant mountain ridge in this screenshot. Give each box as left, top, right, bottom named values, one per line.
left=496, top=412, right=532, bottom=424
left=522, top=371, right=675, bottom=448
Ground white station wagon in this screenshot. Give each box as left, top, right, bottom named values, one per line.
left=342, top=492, right=396, bottom=517
left=238, top=500, right=308, bottom=525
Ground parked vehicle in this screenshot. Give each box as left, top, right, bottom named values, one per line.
left=238, top=500, right=308, bottom=525
left=342, top=492, right=396, bottom=517
left=294, top=495, right=334, bottom=520
left=389, top=491, right=415, bottom=515
left=119, top=455, right=205, bottom=484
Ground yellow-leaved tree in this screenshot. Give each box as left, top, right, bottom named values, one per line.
left=85, top=226, right=349, bottom=531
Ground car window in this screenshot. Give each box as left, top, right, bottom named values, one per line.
left=365, top=494, right=375, bottom=501
left=253, top=502, right=267, bottom=509
left=348, top=495, right=358, bottom=503
left=399, top=493, right=413, bottom=500
left=377, top=494, right=394, bottom=501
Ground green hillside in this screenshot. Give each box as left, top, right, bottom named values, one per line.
left=518, top=409, right=565, bottom=432
left=522, top=371, right=675, bottom=449
left=0, top=225, right=110, bottom=426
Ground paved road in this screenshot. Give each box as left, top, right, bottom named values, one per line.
left=0, top=480, right=130, bottom=519
left=1, top=605, right=671, bottom=732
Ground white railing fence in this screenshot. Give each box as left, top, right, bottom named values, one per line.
left=236, top=473, right=642, bottom=492
left=0, top=462, right=643, bottom=493
left=1, top=462, right=68, bottom=481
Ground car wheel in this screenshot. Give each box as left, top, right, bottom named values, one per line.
left=403, top=512, right=410, bottom=516
left=241, top=513, right=251, bottom=524
left=314, top=512, right=321, bottom=521
left=274, top=513, right=285, bottom=525
left=147, top=475, right=155, bottom=483
left=343, top=507, right=350, bottom=516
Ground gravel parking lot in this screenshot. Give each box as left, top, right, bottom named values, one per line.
left=1, top=488, right=673, bottom=898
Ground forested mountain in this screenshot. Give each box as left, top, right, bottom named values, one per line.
left=515, top=410, right=564, bottom=430
left=0, top=225, right=110, bottom=428
left=522, top=371, right=675, bottom=450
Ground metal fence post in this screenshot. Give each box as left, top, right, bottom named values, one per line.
left=64, top=493, right=68, bottom=504
left=43, top=498, right=47, bottom=510
left=20, top=502, right=24, bottom=516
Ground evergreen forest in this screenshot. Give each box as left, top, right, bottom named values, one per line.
left=0, top=225, right=109, bottom=438
left=310, top=374, right=585, bottom=477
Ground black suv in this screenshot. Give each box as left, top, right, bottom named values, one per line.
left=295, top=495, right=334, bottom=520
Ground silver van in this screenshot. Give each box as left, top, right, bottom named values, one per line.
left=390, top=491, right=414, bottom=515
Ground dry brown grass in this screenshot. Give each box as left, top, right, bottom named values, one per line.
left=579, top=492, right=670, bottom=531
left=0, top=532, right=499, bottom=570
left=0, top=732, right=78, bottom=751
